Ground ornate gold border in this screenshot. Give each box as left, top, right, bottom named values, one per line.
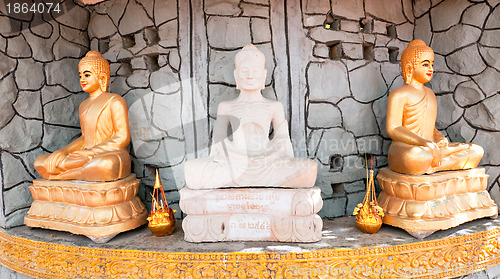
left=1, top=228, right=499, bottom=278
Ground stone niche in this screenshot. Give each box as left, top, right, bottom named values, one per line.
left=0, top=0, right=499, bottom=228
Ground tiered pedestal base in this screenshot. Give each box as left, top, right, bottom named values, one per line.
left=377, top=167, right=498, bottom=238
left=180, top=187, right=323, bottom=242
left=24, top=174, right=148, bottom=242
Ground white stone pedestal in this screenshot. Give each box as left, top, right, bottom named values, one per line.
left=182, top=214, right=322, bottom=242
left=180, top=187, right=323, bottom=216
left=180, top=187, right=323, bottom=242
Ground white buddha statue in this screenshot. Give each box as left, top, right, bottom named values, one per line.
left=184, top=44, right=317, bottom=189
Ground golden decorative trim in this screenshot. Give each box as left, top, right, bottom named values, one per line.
left=1, top=228, right=500, bottom=278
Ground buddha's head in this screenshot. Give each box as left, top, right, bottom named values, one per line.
left=401, top=40, right=434, bottom=85
left=234, top=44, right=267, bottom=91
left=78, top=51, right=111, bottom=93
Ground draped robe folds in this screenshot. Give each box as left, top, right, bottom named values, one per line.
left=402, top=91, right=430, bottom=138
left=35, top=93, right=131, bottom=182
left=388, top=92, right=483, bottom=175
left=184, top=101, right=317, bottom=189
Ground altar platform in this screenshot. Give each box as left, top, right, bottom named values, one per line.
left=1, top=216, right=500, bottom=278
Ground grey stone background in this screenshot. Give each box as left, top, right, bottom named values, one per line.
left=302, top=0, right=414, bottom=217
left=304, top=0, right=500, bottom=218
left=0, top=0, right=499, bottom=229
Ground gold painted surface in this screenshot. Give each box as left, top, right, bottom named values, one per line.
left=377, top=167, right=498, bottom=234
left=1, top=228, right=500, bottom=278
left=25, top=174, right=147, bottom=238
left=354, top=170, right=384, bottom=234
left=25, top=51, right=146, bottom=240
left=35, top=51, right=131, bottom=182
left=25, top=196, right=146, bottom=226
left=147, top=170, right=176, bottom=237
left=382, top=208, right=498, bottom=234
left=378, top=168, right=489, bottom=200
left=29, top=175, right=140, bottom=206
left=386, top=40, right=483, bottom=175
left=23, top=209, right=148, bottom=239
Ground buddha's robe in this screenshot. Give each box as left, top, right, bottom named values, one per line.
left=35, top=93, right=131, bottom=182
left=184, top=101, right=317, bottom=189
left=388, top=92, right=483, bottom=175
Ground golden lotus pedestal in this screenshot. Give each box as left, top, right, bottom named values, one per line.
left=24, top=174, right=148, bottom=243
left=377, top=167, right=498, bottom=238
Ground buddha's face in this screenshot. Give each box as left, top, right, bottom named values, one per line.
left=234, top=58, right=267, bottom=91
left=411, top=51, right=434, bottom=84
left=79, top=64, right=101, bottom=93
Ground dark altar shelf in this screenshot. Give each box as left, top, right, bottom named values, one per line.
left=1, top=216, right=500, bottom=278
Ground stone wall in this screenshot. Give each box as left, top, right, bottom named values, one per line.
left=301, top=0, right=414, bottom=217
left=413, top=0, right=500, bottom=206
left=204, top=0, right=277, bottom=126
left=0, top=2, right=90, bottom=228
left=0, top=0, right=184, bottom=228
left=0, top=0, right=499, bottom=228
left=86, top=0, right=184, bottom=218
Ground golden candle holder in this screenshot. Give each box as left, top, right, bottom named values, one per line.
left=147, top=169, right=176, bottom=237
left=353, top=170, right=384, bottom=234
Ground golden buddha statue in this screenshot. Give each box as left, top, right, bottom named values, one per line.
left=25, top=51, right=147, bottom=242
left=34, top=51, right=131, bottom=182
left=183, top=44, right=317, bottom=189
left=386, top=39, right=483, bottom=175
left=377, top=40, right=497, bottom=238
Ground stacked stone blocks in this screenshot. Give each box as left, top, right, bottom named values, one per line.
left=180, top=187, right=323, bottom=242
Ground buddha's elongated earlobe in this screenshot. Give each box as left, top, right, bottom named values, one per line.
left=405, top=73, right=411, bottom=85
left=99, top=73, right=108, bottom=92
left=404, top=64, right=413, bottom=85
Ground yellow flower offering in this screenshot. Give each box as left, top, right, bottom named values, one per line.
left=353, top=169, right=384, bottom=234
left=148, top=169, right=176, bottom=237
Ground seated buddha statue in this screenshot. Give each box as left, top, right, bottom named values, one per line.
left=34, top=51, right=131, bottom=182
left=386, top=40, right=483, bottom=175
left=184, top=44, right=317, bottom=189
